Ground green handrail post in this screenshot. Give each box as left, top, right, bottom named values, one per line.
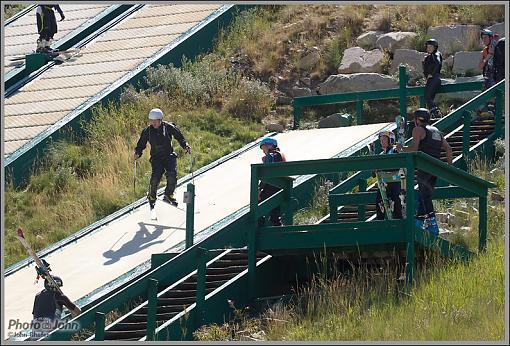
left=329, top=196, right=338, bottom=222
left=195, top=247, right=208, bottom=329
left=405, top=154, right=416, bottom=287
left=185, top=183, right=195, bottom=249
left=248, top=166, right=259, bottom=300
left=399, top=65, right=408, bottom=120
left=462, top=110, right=471, bottom=170
left=494, top=89, right=503, bottom=139
left=357, top=178, right=367, bottom=221
left=146, top=278, right=158, bottom=341
left=282, top=179, right=294, bottom=225
left=478, top=196, right=488, bottom=252
left=94, top=312, right=105, bottom=341
left=419, top=95, right=426, bottom=108
left=356, top=100, right=364, bottom=125
left=293, top=104, right=302, bottom=130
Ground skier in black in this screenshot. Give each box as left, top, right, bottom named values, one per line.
left=258, top=137, right=286, bottom=226
left=374, top=131, right=402, bottom=220
left=396, top=108, right=452, bottom=235
left=422, top=38, right=443, bottom=119
left=134, top=108, right=191, bottom=209
left=36, top=5, right=65, bottom=53
left=493, top=37, right=505, bottom=83
left=31, top=276, right=81, bottom=340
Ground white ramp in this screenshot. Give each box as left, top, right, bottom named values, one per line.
left=4, top=123, right=391, bottom=339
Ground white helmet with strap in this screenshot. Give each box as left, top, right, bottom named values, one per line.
left=148, top=108, right=164, bottom=120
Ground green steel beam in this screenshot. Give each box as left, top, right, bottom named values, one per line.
left=258, top=225, right=407, bottom=251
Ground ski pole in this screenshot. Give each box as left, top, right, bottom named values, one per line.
left=133, top=159, right=137, bottom=199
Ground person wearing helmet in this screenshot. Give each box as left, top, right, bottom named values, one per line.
left=35, top=5, right=65, bottom=53
left=374, top=131, right=403, bottom=220
left=396, top=108, right=452, bottom=235
left=479, top=29, right=497, bottom=90
left=31, top=275, right=81, bottom=339
left=258, top=137, right=286, bottom=226
left=422, top=38, right=443, bottom=119
left=134, top=108, right=191, bottom=209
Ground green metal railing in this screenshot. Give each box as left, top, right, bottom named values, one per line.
left=249, top=152, right=495, bottom=289
left=293, top=65, right=484, bottom=129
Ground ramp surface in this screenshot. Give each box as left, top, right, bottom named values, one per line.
left=4, top=4, right=222, bottom=158
left=4, top=123, right=390, bottom=339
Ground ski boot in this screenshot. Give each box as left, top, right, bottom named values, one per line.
left=163, top=194, right=178, bottom=207
left=426, top=213, right=440, bottom=236
left=415, top=217, right=427, bottom=230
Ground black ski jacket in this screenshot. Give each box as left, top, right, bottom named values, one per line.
left=135, top=121, right=188, bottom=160
left=422, top=50, right=443, bottom=78
left=32, top=289, right=76, bottom=320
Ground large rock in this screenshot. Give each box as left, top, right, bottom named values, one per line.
left=318, top=113, right=352, bottom=128
left=292, top=86, right=313, bottom=97
left=356, top=31, right=384, bottom=50
left=338, top=47, right=383, bottom=73
left=452, top=51, right=482, bottom=75
left=375, top=32, right=417, bottom=53
left=436, top=75, right=484, bottom=103
left=389, top=49, right=427, bottom=78
left=487, top=22, right=505, bottom=37
left=297, top=47, right=320, bottom=70
left=318, top=73, right=398, bottom=94
left=427, top=24, right=480, bottom=55
left=266, top=123, right=285, bottom=132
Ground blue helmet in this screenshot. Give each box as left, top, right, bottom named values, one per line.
left=259, top=137, right=277, bottom=148
left=480, top=28, right=493, bottom=39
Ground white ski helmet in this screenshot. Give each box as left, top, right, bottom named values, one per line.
left=148, top=108, right=164, bottom=120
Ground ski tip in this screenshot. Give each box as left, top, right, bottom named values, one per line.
left=16, top=228, right=24, bottom=238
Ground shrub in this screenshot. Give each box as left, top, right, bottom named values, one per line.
left=225, top=79, right=273, bottom=121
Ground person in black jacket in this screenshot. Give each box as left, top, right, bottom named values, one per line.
left=493, top=37, right=505, bottom=83
left=36, top=5, right=65, bottom=53
left=396, top=108, right=452, bottom=236
left=31, top=276, right=81, bottom=340
left=422, top=38, right=443, bottom=119
left=134, top=108, right=191, bottom=209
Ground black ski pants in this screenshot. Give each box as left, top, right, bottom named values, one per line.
left=148, top=155, right=177, bottom=203
left=376, top=181, right=403, bottom=220
left=416, top=170, right=437, bottom=218
left=424, top=76, right=441, bottom=110
left=37, top=7, right=57, bottom=41
left=258, top=184, right=282, bottom=226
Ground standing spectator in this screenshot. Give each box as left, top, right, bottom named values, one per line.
left=422, top=38, right=443, bottom=119
left=36, top=5, right=65, bottom=53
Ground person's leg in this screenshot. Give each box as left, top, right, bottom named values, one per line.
left=427, top=77, right=442, bottom=118
left=148, top=159, right=164, bottom=207
left=375, top=189, right=385, bottom=220
left=388, top=183, right=402, bottom=219
left=163, top=155, right=177, bottom=199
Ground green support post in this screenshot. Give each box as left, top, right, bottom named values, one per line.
left=357, top=178, right=367, bottom=221
left=185, top=183, right=195, bottom=249
left=462, top=110, right=471, bottom=170
left=282, top=179, right=294, bottom=225
left=195, top=247, right=208, bottom=328
left=356, top=100, right=364, bottom=125
left=146, top=278, right=158, bottom=341
left=94, top=312, right=105, bottom=341
left=494, top=89, right=503, bottom=139
left=329, top=197, right=338, bottom=223
left=248, top=166, right=258, bottom=300
left=478, top=196, right=488, bottom=252
left=419, top=95, right=426, bottom=108
left=405, top=155, right=416, bottom=287
left=293, top=105, right=302, bottom=130
left=399, top=65, right=408, bottom=120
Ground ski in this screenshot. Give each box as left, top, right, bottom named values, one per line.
left=368, top=143, right=393, bottom=220
left=395, top=115, right=407, bottom=218
left=159, top=196, right=186, bottom=212
left=53, top=48, right=82, bottom=63
left=15, top=228, right=65, bottom=296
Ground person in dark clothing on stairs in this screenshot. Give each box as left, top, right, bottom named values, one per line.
left=31, top=276, right=81, bottom=340
left=36, top=4, right=65, bottom=53
left=422, top=38, right=443, bottom=120
left=396, top=108, right=452, bottom=236
left=134, top=108, right=191, bottom=209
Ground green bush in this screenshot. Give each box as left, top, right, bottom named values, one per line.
left=225, top=79, right=273, bottom=121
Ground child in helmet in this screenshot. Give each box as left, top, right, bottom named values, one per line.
left=374, top=131, right=403, bottom=220
left=478, top=28, right=498, bottom=116
left=134, top=108, right=191, bottom=209
left=422, top=38, right=443, bottom=119
left=258, top=137, right=286, bottom=226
